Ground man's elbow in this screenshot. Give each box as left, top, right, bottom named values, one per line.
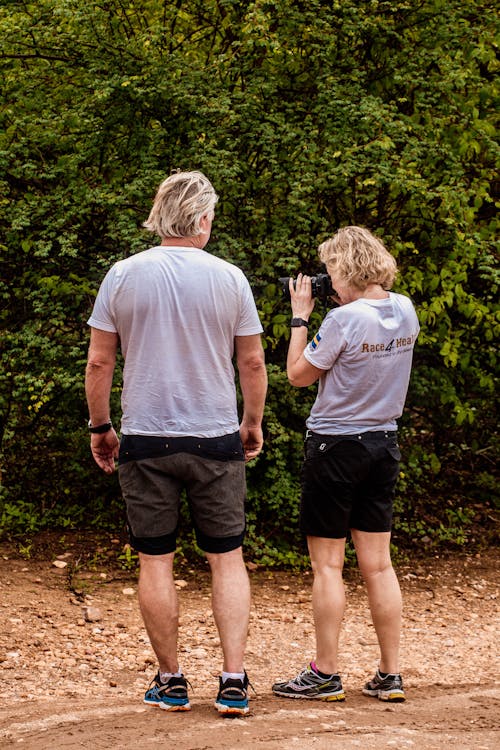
left=86, top=356, right=115, bottom=374
left=239, top=351, right=266, bottom=374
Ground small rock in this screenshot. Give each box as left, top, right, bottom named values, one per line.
left=122, top=588, right=135, bottom=596
left=52, top=560, right=68, bottom=569
left=175, top=579, right=188, bottom=589
left=84, top=606, right=103, bottom=623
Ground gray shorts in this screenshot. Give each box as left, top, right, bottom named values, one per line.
left=118, top=433, right=246, bottom=555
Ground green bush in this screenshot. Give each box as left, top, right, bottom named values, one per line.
left=0, top=0, right=498, bottom=560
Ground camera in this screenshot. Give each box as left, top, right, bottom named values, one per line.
left=278, top=273, right=334, bottom=303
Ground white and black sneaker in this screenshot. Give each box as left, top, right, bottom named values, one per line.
left=272, top=663, right=345, bottom=701
left=363, top=668, right=405, bottom=702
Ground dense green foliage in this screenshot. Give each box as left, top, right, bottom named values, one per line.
left=1, top=0, right=498, bottom=563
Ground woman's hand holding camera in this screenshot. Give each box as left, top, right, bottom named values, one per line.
left=289, top=274, right=315, bottom=321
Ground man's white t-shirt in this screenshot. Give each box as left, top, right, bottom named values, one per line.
left=304, top=293, right=419, bottom=434
left=87, top=246, right=263, bottom=437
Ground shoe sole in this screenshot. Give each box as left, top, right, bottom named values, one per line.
left=214, top=701, right=249, bottom=716
left=144, top=699, right=191, bottom=711
left=362, top=689, right=405, bottom=702
left=272, top=690, right=346, bottom=702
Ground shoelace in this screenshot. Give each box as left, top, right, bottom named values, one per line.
left=293, top=666, right=333, bottom=686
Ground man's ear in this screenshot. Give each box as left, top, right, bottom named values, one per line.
left=200, top=213, right=211, bottom=230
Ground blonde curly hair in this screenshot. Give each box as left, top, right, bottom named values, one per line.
left=318, top=226, right=397, bottom=290
left=143, top=170, right=218, bottom=239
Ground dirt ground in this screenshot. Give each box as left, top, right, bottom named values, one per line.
left=0, top=536, right=498, bottom=749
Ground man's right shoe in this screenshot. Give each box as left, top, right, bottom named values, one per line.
left=272, top=663, right=346, bottom=701
left=144, top=672, right=191, bottom=711
left=214, top=673, right=250, bottom=715
left=362, top=668, right=406, bottom=702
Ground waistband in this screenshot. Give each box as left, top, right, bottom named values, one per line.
left=119, top=430, right=244, bottom=464
left=305, top=429, right=397, bottom=441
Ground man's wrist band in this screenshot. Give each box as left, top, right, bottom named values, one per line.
left=290, top=318, right=309, bottom=328
left=88, top=420, right=113, bottom=434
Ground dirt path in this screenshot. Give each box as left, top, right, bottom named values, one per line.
left=0, top=541, right=498, bottom=749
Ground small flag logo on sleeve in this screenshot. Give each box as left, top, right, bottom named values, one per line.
left=311, top=333, right=322, bottom=350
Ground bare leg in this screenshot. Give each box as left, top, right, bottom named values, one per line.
left=205, top=547, right=250, bottom=673
left=351, top=529, right=402, bottom=674
left=138, top=552, right=180, bottom=674
left=307, top=535, right=347, bottom=675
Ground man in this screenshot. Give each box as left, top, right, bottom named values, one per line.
left=85, top=170, right=267, bottom=716
left=272, top=226, right=419, bottom=703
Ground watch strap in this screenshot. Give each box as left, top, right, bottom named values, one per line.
left=290, top=318, right=309, bottom=328
left=88, top=420, right=113, bottom=434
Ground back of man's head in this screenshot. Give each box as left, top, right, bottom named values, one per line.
left=144, top=170, right=218, bottom=239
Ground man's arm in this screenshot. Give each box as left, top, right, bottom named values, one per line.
left=85, top=328, right=120, bottom=474
left=235, top=333, right=267, bottom=461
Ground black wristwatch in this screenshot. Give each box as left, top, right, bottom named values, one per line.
left=88, top=420, right=113, bottom=434
left=290, top=318, right=309, bottom=328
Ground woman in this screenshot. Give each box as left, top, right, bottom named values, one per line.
left=272, top=226, right=419, bottom=702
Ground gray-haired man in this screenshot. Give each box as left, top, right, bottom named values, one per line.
left=85, top=171, right=267, bottom=715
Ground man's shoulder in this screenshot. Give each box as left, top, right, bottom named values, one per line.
left=204, top=251, right=244, bottom=272
left=109, top=246, right=160, bottom=271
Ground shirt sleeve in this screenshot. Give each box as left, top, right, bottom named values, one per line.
left=303, top=311, right=346, bottom=370
left=86, top=266, right=118, bottom=333
left=235, top=275, right=264, bottom=336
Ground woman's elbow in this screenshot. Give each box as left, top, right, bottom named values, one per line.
left=287, top=370, right=306, bottom=387
left=287, top=366, right=320, bottom=387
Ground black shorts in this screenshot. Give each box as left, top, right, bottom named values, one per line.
left=118, top=432, right=246, bottom=555
left=300, top=430, right=401, bottom=539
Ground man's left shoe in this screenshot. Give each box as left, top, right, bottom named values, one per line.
left=214, top=673, right=250, bottom=716
left=144, top=672, right=191, bottom=711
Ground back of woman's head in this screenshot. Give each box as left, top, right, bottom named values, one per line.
left=143, top=171, right=219, bottom=239
left=318, top=226, right=397, bottom=290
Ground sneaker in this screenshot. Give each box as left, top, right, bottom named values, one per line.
left=272, top=663, right=345, bottom=702
left=144, top=672, right=191, bottom=711
left=362, top=669, right=405, bottom=702
left=214, top=672, right=251, bottom=716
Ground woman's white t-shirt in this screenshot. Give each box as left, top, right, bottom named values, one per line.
left=304, top=293, right=419, bottom=434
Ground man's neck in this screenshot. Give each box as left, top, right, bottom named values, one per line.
left=161, top=230, right=211, bottom=249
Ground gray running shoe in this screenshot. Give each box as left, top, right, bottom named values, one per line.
left=272, top=663, right=345, bottom=701
left=362, top=668, right=405, bottom=702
